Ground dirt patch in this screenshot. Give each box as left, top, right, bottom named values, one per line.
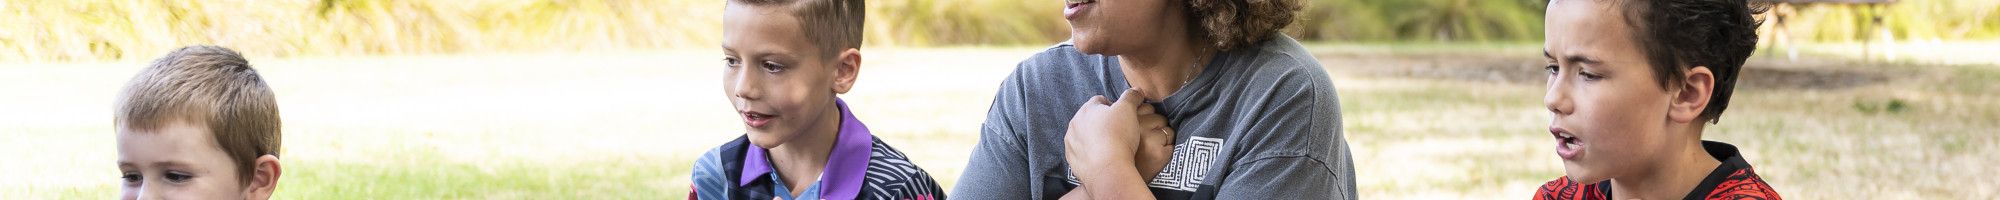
left=1317, top=52, right=1548, bottom=84
left=1738, top=66, right=1888, bottom=90
left=1317, top=52, right=1894, bottom=90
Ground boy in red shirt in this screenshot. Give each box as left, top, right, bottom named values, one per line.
left=1536, top=0, right=1780, bottom=199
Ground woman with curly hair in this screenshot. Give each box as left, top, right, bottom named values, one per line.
left=951, top=0, right=1354, bottom=198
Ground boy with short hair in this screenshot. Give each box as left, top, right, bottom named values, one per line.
left=688, top=0, right=945, bottom=199
left=114, top=46, right=284, bottom=200
left=1535, top=0, right=1780, bottom=199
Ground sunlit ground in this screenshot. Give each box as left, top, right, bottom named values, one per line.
left=3, top=43, right=1996, bottom=199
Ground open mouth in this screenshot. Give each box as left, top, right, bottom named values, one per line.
left=1552, top=127, right=1582, bottom=159
left=741, top=111, right=776, bottom=128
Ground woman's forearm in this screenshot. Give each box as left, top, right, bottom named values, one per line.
left=1074, top=161, right=1156, bottom=199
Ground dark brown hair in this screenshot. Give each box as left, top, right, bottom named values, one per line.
left=728, top=0, right=865, bottom=59
left=115, top=45, right=281, bottom=184
left=1188, top=0, right=1303, bottom=51
left=1622, top=0, right=1767, bottom=123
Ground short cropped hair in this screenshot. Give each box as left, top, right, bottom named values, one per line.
left=115, top=45, right=281, bottom=184
left=1622, top=0, right=1766, bottom=123
left=728, top=0, right=865, bottom=59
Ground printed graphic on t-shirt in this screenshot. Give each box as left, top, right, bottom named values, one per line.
left=1067, top=136, right=1226, bottom=192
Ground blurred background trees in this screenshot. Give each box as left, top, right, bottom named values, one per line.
left=1, top=0, right=1995, bottom=62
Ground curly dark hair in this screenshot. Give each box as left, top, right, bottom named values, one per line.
left=1187, top=0, right=1303, bottom=51
left=1621, top=0, right=1767, bottom=123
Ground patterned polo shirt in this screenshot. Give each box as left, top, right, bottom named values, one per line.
left=691, top=99, right=946, bottom=200
left=1534, top=141, right=1782, bottom=200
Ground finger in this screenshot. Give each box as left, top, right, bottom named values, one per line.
left=1112, top=89, right=1145, bottom=108
left=1137, top=102, right=1156, bottom=116
left=1144, top=126, right=1176, bottom=147
left=1087, top=95, right=1110, bottom=106
left=1137, top=112, right=1167, bottom=132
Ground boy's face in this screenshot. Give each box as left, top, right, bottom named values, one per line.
left=117, top=121, right=247, bottom=200
left=721, top=3, right=855, bottom=149
left=1542, top=0, right=1681, bottom=184
left=1063, top=0, right=1178, bottom=55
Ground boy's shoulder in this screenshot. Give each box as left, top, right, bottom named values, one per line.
left=859, top=136, right=947, bottom=199
left=691, top=135, right=752, bottom=184
left=1533, top=169, right=1781, bottom=200
left=1533, top=141, right=1782, bottom=200
left=1693, top=141, right=1781, bottom=200
left=689, top=135, right=752, bottom=199
left=695, top=135, right=753, bottom=165
left=1534, top=176, right=1609, bottom=200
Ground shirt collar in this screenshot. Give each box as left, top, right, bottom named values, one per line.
left=737, top=98, right=874, bottom=200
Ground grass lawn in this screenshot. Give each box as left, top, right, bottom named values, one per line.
left=3, top=44, right=1995, bottom=199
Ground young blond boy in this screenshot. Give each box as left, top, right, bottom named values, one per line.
left=114, top=46, right=283, bottom=200
left=688, top=0, right=944, bottom=199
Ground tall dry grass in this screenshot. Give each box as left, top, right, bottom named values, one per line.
left=0, top=0, right=721, bottom=62
left=4, top=0, right=1997, bottom=62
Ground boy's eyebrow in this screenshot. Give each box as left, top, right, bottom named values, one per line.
left=151, top=161, right=190, bottom=168
left=115, top=160, right=192, bottom=169
left=1546, top=50, right=1601, bottom=65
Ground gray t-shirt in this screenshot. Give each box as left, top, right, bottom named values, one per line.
left=952, top=34, right=1355, bottom=200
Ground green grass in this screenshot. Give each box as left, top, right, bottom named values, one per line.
left=4, top=44, right=1996, bottom=198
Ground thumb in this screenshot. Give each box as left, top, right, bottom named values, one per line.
left=1113, top=89, right=1145, bottom=108
left=1087, top=95, right=1110, bottom=106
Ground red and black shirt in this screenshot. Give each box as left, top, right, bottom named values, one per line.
left=1534, top=141, right=1781, bottom=200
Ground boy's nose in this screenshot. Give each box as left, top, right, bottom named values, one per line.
left=132, top=184, right=162, bottom=200
left=730, top=73, right=761, bottom=100
left=1544, top=80, right=1573, bottom=116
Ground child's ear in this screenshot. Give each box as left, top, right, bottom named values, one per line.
left=1668, top=66, right=1715, bottom=124
left=243, top=155, right=281, bottom=200
left=831, top=48, right=862, bottom=94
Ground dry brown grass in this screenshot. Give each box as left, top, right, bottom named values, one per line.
left=3, top=44, right=1995, bottom=198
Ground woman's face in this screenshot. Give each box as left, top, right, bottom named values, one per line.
left=1063, top=0, right=1181, bottom=55
left=1542, top=0, right=1680, bottom=184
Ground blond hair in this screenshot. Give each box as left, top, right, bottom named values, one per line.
left=728, top=0, right=864, bottom=59
left=114, top=45, right=281, bottom=184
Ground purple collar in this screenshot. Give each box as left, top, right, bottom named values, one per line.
left=738, top=98, right=873, bottom=200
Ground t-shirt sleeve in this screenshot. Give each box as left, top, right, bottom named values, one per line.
left=948, top=61, right=1039, bottom=200
left=1214, top=66, right=1355, bottom=200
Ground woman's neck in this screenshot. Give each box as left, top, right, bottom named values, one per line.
left=1117, top=37, right=1211, bottom=102
left=1610, top=137, right=1720, bottom=200
left=766, top=107, right=845, bottom=196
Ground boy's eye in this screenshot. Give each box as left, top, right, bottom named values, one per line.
left=120, top=172, right=141, bottom=185
left=1578, top=71, right=1606, bottom=81
left=163, top=171, right=193, bottom=183
left=1543, top=64, right=1558, bottom=76
left=760, top=61, right=785, bottom=73
left=723, top=58, right=741, bottom=68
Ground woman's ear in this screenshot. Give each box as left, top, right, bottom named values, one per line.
left=1669, top=66, right=1715, bottom=123
left=831, top=48, right=862, bottom=94
left=243, top=155, right=282, bottom=200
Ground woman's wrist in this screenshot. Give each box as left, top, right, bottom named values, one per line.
left=1077, top=160, right=1151, bottom=199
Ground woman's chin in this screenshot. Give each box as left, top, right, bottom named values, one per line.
left=1069, top=32, right=1110, bottom=54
